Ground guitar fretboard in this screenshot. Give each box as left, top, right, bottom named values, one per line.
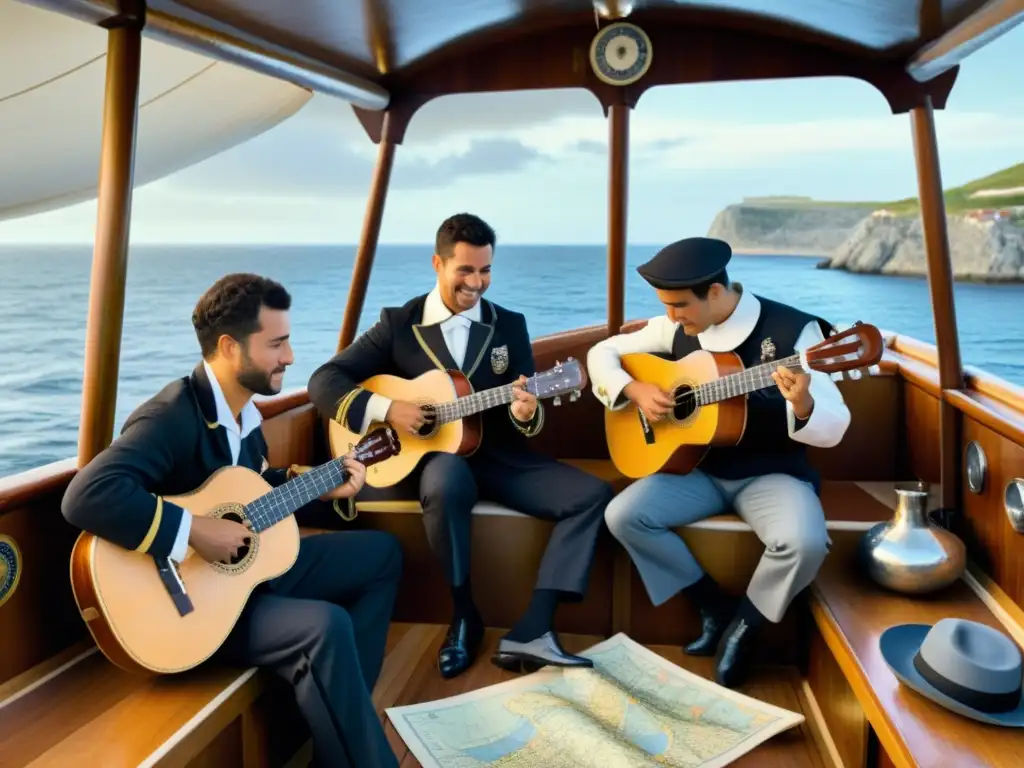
left=694, top=353, right=806, bottom=406
left=244, top=459, right=349, bottom=533
left=431, top=383, right=518, bottom=424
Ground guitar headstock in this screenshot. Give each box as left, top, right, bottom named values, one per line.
left=351, top=426, right=402, bottom=466
left=804, top=321, right=885, bottom=380
left=526, top=357, right=588, bottom=407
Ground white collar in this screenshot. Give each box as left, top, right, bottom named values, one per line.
left=203, top=359, right=262, bottom=439
left=422, top=282, right=481, bottom=326
left=697, top=284, right=761, bottom=352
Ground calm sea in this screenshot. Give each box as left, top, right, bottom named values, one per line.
left=2, top=243, right=1022, bottom=478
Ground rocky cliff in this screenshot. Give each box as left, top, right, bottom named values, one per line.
left=824, top=215, right=1024, bottom=282
left=706, top=202, right=874, bottom=255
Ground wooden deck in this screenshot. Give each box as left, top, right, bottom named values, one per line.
left=367, top=622, right=826, bottom=768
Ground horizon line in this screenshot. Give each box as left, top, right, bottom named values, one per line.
left=0, top=241, right=674, bottom=248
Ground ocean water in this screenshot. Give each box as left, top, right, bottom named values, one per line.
left=2, top=243, right=1023, bottom=479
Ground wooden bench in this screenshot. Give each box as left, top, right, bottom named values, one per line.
left=807, top=555, right=1024, bottom=767
left=355, top=458, right=895, bottom=533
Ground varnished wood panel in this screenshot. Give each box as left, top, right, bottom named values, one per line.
left=956, top=416, right=1024, bottom=608
left=901, top=381, right=941, bottom=483
left=812, top=558, right=1024, bottom=768
left=346, top=508, right=618, bottom=637
left=808, top=626, right=870, bottom=767
left=261, top=402, right=318, bottom=469
left=0, top=489, right=84, bottom=689
left=158, top=0, right=990, bottom=74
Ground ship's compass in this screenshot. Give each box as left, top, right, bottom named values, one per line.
left=589, top=21, right=652, bottom=86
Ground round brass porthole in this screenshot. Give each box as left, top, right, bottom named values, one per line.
left=965, top=440, right=987, bottom=495
left=1005, top=479, right=1024, bottom=533
left=0, top=534, right=22, bottom=609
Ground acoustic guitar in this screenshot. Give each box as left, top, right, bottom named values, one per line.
left=328, top=359, right=586, bottom=487
left=70, top=426, right=401, bottom=675
left=604, top=322, right=885, bottom=479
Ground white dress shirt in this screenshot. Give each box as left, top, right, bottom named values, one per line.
left=359, top=283, right=481, bottom=433
left=586, top=285, right=851, bottom=448
left=168, top=360, right=264, bottom=562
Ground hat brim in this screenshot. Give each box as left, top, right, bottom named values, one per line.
left=880, top=624, right=1024, bottom=727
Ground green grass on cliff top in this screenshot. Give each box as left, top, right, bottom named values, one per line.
left=750, top=162, right=1024, bottom=215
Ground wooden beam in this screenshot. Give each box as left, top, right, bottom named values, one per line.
left=76, top=19, right=142, bottom=466
left=907, top=0, right=1024, bottom=82
left=910, top=97, right=963, bottom=512
left=607, top=103, right=629, bottom=335
left=337, top=117, right=397, bottom=351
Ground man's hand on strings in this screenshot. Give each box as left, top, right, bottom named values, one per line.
left=772, top=366, right=813, bottom=419
left=624, top=381, right=674, bottom=422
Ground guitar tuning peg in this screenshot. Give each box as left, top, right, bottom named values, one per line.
left=569, top=391, right=578, bottom=402
left=830, top=372, right=843, bottom=382
left=567, top=356, right=575, bottom=361
left=555, top=359, right=561, bottom=367
left=869, top=364, right=881, bottom=376
left=848, top=368, right=862, bottom=380
left=553, top=396, right=562, bottom=406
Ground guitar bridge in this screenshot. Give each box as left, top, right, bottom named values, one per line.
left=154, top=556, right=194, bottom=617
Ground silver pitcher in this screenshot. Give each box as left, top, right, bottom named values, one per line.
left=858, top=481, right=966, bottom=594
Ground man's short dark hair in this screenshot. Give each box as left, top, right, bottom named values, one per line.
left=690, top=269, right=729, bottom=300
left=435, top=213, right=496, bottom=260
left=192, top=273, right=291, bottom=358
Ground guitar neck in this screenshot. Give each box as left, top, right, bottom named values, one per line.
left=432, top=382, right=518, bottom=424
left=696, top=353, right=805, bottom=406
left=244, top=458, right=349, bottom=533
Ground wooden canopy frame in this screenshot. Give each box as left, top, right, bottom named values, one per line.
left=34, top=0, right=1023, bottom=516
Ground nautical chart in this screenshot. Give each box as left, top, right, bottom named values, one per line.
left=386, top=633, right=805, bottom=767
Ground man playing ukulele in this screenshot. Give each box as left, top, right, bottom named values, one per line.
left=62, top=274, right=402, bottom=768
left=308, top=213, right=613, bottom=679
left=587, top=237, right=851, bottom=688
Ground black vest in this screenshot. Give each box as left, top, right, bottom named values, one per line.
left=671, top=295, right=831, bottom=492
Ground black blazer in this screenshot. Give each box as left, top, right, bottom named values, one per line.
left=61, top=363, right=286, bottom=560
left=307, top=293, right=544, bottom=458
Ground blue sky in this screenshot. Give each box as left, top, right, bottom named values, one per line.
left=0, top=22, right=1020, bottom=246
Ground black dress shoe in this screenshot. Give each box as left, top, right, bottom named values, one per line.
left=684, top=606, right=732, bottom=656
left=714, top=616, right=757, bottom=688
left=491, top=631, right=593, bottom=673
left=438, top=615, right=483, bottom=679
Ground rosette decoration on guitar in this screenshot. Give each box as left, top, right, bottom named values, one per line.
left=604, top=322, right=885, bottom=479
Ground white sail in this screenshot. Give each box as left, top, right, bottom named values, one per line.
left=0, top=2, right=312, bottom=222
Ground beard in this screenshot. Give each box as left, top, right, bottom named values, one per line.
left=237, top=354, right=283, bottom=397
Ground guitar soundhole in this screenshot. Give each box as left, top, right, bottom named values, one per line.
left=672, top=384, right=698, bottom=422
left=209, top=503, right=258, bottom=574
left=221, top=510, right=251, bottom=565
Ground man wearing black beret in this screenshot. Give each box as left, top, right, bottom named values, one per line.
left=587, top=236, right=851, bottom=688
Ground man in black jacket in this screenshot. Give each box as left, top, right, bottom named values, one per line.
left=308, top=213, right=613, bottom=680
left=62, top=274, right=402, bottom=768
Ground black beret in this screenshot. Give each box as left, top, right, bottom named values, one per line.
left=637, top=237, right=732, bottom=289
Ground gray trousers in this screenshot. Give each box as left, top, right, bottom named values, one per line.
left=604, top=471, right=830, bottom=623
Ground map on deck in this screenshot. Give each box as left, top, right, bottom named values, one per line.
left=386, top=632, right=805, bottom=767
